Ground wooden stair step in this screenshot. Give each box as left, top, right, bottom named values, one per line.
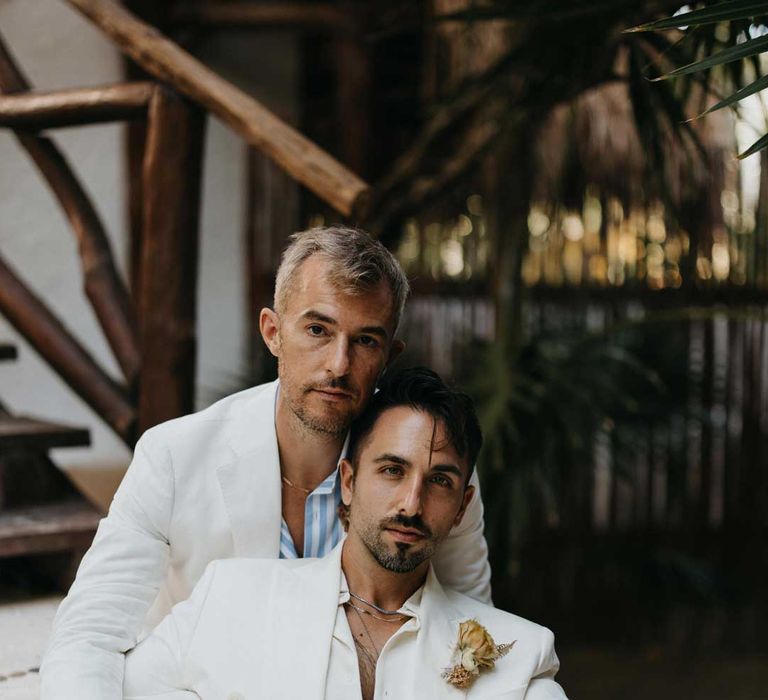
left=0, top=415, right=90, bottom=451
left=0, top=343, right=17, bottom=361
left=0, top=499, right=101, bottom=557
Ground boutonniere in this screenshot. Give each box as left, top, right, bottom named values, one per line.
left=442, top=619, right=515, bottom=690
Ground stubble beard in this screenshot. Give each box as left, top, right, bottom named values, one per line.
left=356, top=512, right=438, bottom=574
left=289, top=395, right=350, bottom=437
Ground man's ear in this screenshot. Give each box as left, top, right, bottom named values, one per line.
left=259, top=308, right=280, bottom=357
left=453, top=484, right=475, bottom=528
left=340, top=458, right=355, bottom=506
left=386, top=339, right=405, bottom=368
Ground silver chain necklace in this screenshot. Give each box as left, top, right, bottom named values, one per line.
left=349, top=591, right=404, bottom=616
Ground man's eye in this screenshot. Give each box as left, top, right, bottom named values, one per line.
left=308, top=325, right=325, bottom=336
left=357, top=335, right=379, bottom=347
left=430, top=475, right=452, bottom=488
left=383, top=465, right=403, bottom=476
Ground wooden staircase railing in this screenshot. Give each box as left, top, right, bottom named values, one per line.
left=0, top=0, right=371, bottom=445
left=0, top=344, right=101, bottom=584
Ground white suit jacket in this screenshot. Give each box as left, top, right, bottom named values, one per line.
left=123, top=543, right=566, bottom=700
left=41, top=380, right=491, bottom=700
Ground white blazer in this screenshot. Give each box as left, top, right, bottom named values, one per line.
left=123, top=543, right=566, bottom=700
left=41, top=380, right=491, bottom=700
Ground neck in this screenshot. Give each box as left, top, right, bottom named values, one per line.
left=275, top=393, right=346, bottom=489
left=341, top=535, right=428, bottom=613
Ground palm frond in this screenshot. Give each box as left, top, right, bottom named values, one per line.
left=654, top=33, right=768, bottom=80
left=629, top=0, right=768, bottom=32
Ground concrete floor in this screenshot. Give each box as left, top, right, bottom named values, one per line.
left=0, top=594, right=61, bottom=699
left=0, top=466, right=120, bottom=699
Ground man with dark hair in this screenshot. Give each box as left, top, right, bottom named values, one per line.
left=123, top=368, right=566, bottom=700
left=43, top=227, right=492, bottom=700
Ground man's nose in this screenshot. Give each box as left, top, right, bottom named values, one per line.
left=398, top=475, right=424, bottom=517
left=326, top=336, right=352, bottom=377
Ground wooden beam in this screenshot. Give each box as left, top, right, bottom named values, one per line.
left=137, top=87, right=206, bottom=435
left=66, top=0, right=370, bottom=217
left=0, top=33, right=141, bottom=385
left=172, top=2, right=354, bottom=33
left=0, top=82, right=154, bottom=130
left=0, top=255, right=136, bottom=442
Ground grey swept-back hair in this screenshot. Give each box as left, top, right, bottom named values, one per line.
left=273, top=226, right=410, bottom=331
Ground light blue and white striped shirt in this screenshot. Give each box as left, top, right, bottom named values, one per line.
left=275, top=383, right=349, bottom=559
left=278, top=466, right=345, bottom=559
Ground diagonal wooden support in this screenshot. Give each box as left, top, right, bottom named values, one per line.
left=0, top=31, right=141, bottom=386
left=66, top=0, right=370, bottom=218
left=0, top=254, right=135, bottom=442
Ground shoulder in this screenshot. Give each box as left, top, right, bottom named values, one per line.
left=195, top=556, right=321, bottom=602
left=139, top=381, right=277, bottom=447
left=444, top=588, right=555, bottom=653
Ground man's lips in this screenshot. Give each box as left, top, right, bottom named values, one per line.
left=311, top=388, right=355, bottom=401
left=384, top=527, right=426, bottom=543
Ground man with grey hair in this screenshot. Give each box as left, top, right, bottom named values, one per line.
left=41, top=226, right=492, bottom=700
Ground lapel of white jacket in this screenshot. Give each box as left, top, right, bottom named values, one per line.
left=216, top=380, right=282, bottom=558
left=410, top=566, right=468, bottom=698
left=260, top=543, right=343, bottom=699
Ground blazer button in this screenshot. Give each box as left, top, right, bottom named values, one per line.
left=227, top=693, right=245, bottom=700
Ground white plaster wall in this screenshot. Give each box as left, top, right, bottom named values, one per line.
left=0, top=0, right=130, bottom=471
left=0, top=2, right=299, bottom=472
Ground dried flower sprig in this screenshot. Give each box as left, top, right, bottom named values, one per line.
left=442, top=620, right=515, bottom=690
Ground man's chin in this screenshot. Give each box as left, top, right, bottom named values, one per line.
left=296, top=406, right=353, bottom=436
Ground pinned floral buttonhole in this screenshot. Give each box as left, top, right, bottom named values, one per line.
left=442, top=619, right=515, bottom=690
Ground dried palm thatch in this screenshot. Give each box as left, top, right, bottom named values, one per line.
left=533, top=63, right=735, bottom=222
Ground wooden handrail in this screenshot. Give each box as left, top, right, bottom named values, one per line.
left=0, top=255, right=135, bottom=442
left=0, top=82, right=154, bottom=130
left=0, top=33, right=141, bottom=385
left=66, top=0, right=370, bottom=217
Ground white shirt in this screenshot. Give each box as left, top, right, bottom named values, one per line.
left=329, top=571, right=426, bottom=700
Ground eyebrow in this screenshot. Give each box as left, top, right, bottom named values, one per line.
left=432, top=464, right=464, bottom=480
left=374, top=454, right=464, bottom=480
left=373, top=453, right=409, bottom=465
left=301, top=309, right=389, bottom=340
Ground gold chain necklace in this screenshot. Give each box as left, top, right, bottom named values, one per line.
left=280, top=475, right=312, bottom=495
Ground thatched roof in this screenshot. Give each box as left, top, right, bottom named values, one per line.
left=532, top=56, right=736, bottom=229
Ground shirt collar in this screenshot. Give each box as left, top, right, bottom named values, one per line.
left=338, top=566, right=427, bottom=618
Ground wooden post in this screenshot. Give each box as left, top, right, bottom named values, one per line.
left=137, top=87, right=205, bottom=435
left=123, top=1, right=173, bottom=300
left=334, top=1, right=370, bottom=178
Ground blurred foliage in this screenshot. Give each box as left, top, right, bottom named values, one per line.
left=632, top=0, right=768, bottom=158
left=456, top=313, right=698, bottom=559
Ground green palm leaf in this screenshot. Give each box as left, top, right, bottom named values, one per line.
left=653, top=33, right=768, bottom=80
left=696, top=72, right=768, bottom=116
left=629, top=0, right=768, bottom=32
left=738, top=130, right=768, bottom=158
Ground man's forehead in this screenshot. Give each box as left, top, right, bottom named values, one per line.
left=362, top=407, right=463, bottom=462
left=288, top=258, right=394, bottom=312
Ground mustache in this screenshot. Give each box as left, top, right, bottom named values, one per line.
left=381, top=513, right=432, bottom=538
left=305, top=377, right=355, bottom=393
